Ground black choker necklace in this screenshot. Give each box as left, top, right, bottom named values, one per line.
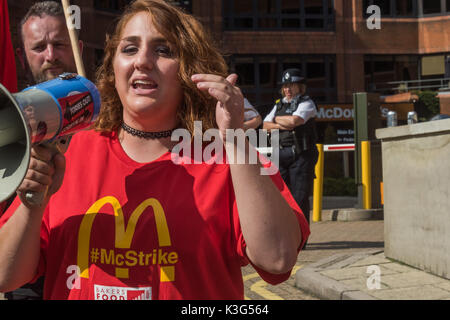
left=121, top=122, right=175, bottom=139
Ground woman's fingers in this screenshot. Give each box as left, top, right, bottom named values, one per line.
left=22, top=147, right=55, bottom=189
left=28, top=155, right=55, bottom=177
left=25, top=169, right=53, bottom=187
left=195, top=81, right=231, bottom=94
left=226, top=73, right=238, bottom=86
left=192, top=74, right=237, bottom=93
left=192, top=73, right=244, bottom=134
left=191, top=73, right=228, bottom=83
left=31, top=145, right=54, bottom=162
left=16, top=178, right=49, bottom=194
left=198, top=83, right=233, bottom=105
left=192, top=73, right=242, bottom=107
left=16, top=144, right=66, bottom=206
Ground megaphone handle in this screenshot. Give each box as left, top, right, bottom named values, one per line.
left=24, top=141, right=62, bottom=206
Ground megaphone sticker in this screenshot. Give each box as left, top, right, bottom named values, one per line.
left=59, top=91, right=94, bottom=136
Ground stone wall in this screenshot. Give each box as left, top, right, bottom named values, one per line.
left=376, top=119, right=450, bottom=280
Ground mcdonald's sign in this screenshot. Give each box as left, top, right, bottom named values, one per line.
left=77, top=196, right=177, bottom=282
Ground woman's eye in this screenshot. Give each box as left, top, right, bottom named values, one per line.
left=156, top=46, right=172, bottom=57
left=122, top=46, right=138, bottom=54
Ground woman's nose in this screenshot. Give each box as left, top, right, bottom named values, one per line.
left=134, top=48, right=154, bottom=71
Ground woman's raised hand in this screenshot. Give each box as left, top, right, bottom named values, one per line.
left=191, top=73, right=244, bottom=139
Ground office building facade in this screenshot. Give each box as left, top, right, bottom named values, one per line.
left=8, top=0, right=450, bottom=113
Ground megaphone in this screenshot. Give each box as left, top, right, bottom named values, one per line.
left=0, top=73, right=101, bottom=204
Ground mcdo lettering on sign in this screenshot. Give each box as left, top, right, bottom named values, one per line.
left=317, top=106, right=354, bottom=121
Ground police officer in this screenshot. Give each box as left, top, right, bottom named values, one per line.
left=263, top=68, right=319, bottom=226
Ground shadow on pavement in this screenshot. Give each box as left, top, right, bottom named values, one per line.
left=304, top=241, right=384, bottom=250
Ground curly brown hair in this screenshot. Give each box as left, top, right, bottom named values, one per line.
left=94, top=0, right=228, bottom=135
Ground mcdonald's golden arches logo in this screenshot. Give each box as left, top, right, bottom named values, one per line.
left=77, top=196, right=177, bottom=282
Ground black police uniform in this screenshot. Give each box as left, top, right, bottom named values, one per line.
left=273, top=69, right=319, bottom=225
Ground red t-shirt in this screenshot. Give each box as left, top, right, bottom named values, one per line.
left=1, top=130, right=309, bottom=300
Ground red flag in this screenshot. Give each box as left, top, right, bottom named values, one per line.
left=0, top=0, right=18, bottom=93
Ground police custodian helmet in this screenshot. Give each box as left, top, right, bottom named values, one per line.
left=280, top=68, right=305, bottom=85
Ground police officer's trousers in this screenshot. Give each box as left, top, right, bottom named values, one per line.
left=278, top=145, right=319, bottom=225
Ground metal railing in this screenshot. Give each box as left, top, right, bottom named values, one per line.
left=369, top=77, right=450, bottom=95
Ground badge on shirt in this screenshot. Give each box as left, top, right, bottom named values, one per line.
left=94, top=284, right=152, bottom=300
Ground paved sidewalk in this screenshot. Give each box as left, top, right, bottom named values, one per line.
left=295, top=249, right=450, bottom=300
left=293, top=206, right=450, bottom=300
left=243, top=218, right=385, bottom=300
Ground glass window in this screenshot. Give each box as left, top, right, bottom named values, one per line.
left=304, top=0, right=324, bottom=14
left=305, top=18, right=324, bottom=28
left=234, top=18, right=254, bottom=29
left=258, top=0, right=277, bottom=14
left=363, top=0, right=371, bottom=16
left=229, top=55, right=336, bottom=106
left=234, top=58, right=255, bottom=87
left=363, top=0, right=419, bottom=17
left=373, top=0, right=391, bottom=16
left=224, top=0, right=335, bottom=30
left=365, top=55, right=420, bottom=94
left=374, top=58, right=395, bottom=73
left=327, top=0, right=335, bottom=14
left=281, top=58, right=303, bottom=73
left=394, top=55, right=418, bottom=81
left=232, top=0, right=253, bottom=14
left=306, top=59, right=327, bottom=96
left=223, top=17, right=232, bottom=29
left=396, top=0, right=414, bottom=16
left=371, top=56, right=395, bottom=91
left=422, top=0, right=442, bottom=15
left=94, top=0, right=191, bottom=13
left=259, top=18, right=278, bottom=28
left=329, top=60, right=336, bottom=88
left=365, top=61, right=373, bottom=75
left=259, top=58, right=278, bottom=87
left=282, top=18, right=301, bottom=28
left=94, top=0, right=132, bottom=12
left=169, top=0, right=192, bottom=13
left=281, top=0, right=300, bottom=14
